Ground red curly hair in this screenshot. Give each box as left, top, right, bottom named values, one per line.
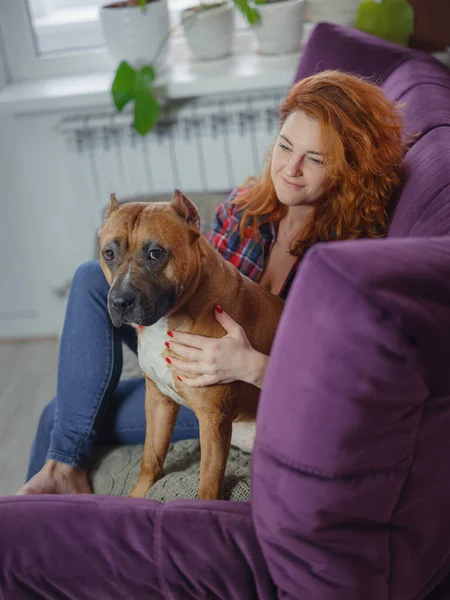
left=234, top=70, right=406, bottom=255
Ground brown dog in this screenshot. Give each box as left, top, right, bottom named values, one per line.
left=99, top=190, right=284, bottom=500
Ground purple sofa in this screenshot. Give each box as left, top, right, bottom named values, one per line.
left=2, top=23, right=450, bottom=600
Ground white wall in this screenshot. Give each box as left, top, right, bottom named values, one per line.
left=0, top=41, right=111, bottom=339
left=0, top=38, right=8, bottom=90
left=0, top=65, right=6, bottom=90
left=0, top=35, right=103, bottom=336
left=0, top=110, right=89, bottom=339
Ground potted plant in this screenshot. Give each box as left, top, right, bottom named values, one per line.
left=304, top=0, right=360, bottom=27
left=101, top=0, right=172, bottom=136
left=104, top=0, right=261, bottom=135
left=251, top=0, right=305, bottom=56
left=100, top=0, right=170, bottom=71
left=181, top=0, right=260, bottom=62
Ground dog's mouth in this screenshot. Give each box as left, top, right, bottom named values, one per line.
left=108, top=288, right=178, bottom=329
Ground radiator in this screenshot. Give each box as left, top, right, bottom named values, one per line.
left=57, top=87, right=288, bottom=235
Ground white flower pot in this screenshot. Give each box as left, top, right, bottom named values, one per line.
left=252, top=0, right=305, bottom=56
left=305, top=0, right=359, bottom=27
left=31, top=0, right=55, bottom=19
left=100, top=1, right=170, bottom=72
left=182, top=3, right=234, bottom=62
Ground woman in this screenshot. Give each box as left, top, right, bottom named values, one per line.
left=17, top=70, right=404, bottom=496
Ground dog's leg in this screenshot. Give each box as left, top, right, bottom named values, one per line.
left=197, top=403, right=235, bottom=500
left=129, top=377, right=179, bottom=499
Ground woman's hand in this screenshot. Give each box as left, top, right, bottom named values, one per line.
left=167, top=306, right=269, bottom=389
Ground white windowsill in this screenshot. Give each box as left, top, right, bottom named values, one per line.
left=0, top=28, right=312, bottom=116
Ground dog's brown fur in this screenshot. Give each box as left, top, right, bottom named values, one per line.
left=99, top=190, right=284, bottom=499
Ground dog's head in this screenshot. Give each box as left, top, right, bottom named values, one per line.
left=99, top=190, right=202, bottom=328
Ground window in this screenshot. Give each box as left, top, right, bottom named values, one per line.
left=1, top=0, right=248, bottom=82
left=29, top=0, right=107, bottom=54
left=0, top=1, right=112, bottom=81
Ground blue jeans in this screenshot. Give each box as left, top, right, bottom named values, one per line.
left=27, top=260, right=199, bottom=480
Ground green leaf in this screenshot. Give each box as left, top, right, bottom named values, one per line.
left=111, top=61, right=137, bottom=111
left=233, top=0, right=261, bottom=26
left=139, top=65, right=156, bottom=85
left=356, top=0, right=414, bottom=46
left=134, top=66, right=161, bottom=135
left=111, top=63, right=160, bottom=136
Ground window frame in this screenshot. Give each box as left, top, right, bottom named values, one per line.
left=0, top=0, right=113, bottom=82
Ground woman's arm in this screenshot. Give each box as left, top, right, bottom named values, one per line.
left=243, top=349, right=269, bottom=390
left=167, top=307, right=269, bottom=389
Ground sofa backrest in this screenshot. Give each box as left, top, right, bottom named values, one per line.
left=293, top=22, right=450, bottom=239
left=388, top=127, right=450, bottom=237
left=295, top=22, right=422, bottom=84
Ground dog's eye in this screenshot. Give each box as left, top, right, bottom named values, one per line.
left=149, top=249, right=163, bottom=260
left=103, top=249, right=114, bottom=261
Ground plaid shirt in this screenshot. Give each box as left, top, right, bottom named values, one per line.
left=208, top=188, right=300, bottom=300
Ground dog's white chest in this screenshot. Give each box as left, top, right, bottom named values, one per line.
left=138, top=318, right=186, bottom=406
left=138, top=320, right=256, bottom=453
left=231, top=422, right=256, bottom=454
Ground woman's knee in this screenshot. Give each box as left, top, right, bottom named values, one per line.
left=73, top=260, right=104, bottom=289
left=71, top=260, right=108, bottom=300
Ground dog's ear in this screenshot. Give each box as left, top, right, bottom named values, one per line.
left=98, top=193, right=120, bottom=238
left=104, top=193, right=120, bottom=222
left=171, top=189, right=201, bottom=241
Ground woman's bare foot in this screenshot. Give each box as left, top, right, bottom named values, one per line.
left=16, top=460, right=92, bottom=495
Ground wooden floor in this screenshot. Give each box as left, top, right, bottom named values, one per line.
left=0, top=339, right=58, bottom=496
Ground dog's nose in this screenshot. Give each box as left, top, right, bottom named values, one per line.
left=110, top=294, right=135, bottom=312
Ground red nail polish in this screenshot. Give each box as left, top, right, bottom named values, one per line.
left=177, top=376, right=182, bottom=382
left=166, top=357, right=172, bottom=365
left=215, top=304, right=223, bottom=313
left=168, top=331, right=174, bottom=337
left=165, top=341, right=170, bottom=348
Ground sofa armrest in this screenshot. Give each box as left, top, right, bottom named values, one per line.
left=0, top=495, right=274, bottom=600
left=252, top=236, right=450, bottom=599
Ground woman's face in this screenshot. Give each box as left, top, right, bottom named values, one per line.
left=271, top=110, right=329, bottom=208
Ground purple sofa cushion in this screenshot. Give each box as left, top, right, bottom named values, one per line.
left=389, top=82, right=450, bottom=144
left=252, top=236, right=450, bottom=599
left=382, top=57, right=450, bottom=95
left=294, top=22, right=425, bottom=84
left=381, top=59, right=450, bottom=143
left=0, top=495, right=275, bottom=600
left=389, top=127, right=450, bottom=237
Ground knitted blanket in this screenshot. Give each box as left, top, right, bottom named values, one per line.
left=90, top=439, right=252, bottom=502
